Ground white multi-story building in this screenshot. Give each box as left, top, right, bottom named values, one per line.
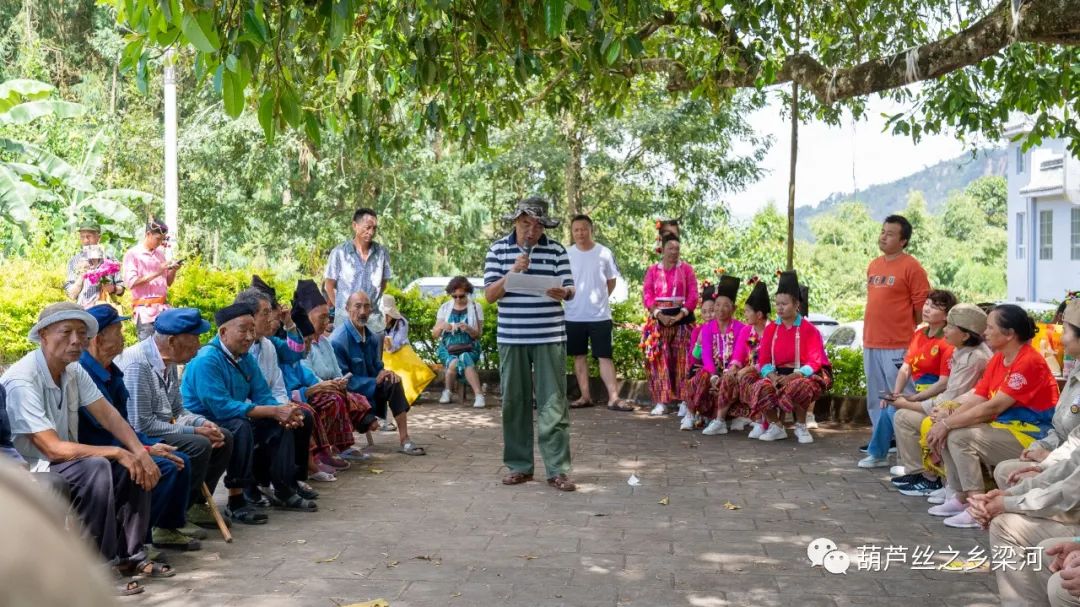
left=1004, top=122, right=1080, bottom=303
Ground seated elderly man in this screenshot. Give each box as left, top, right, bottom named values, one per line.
left=181, top=302, right=317, bottom=523
left=233, top=287, right=318, bottom=503
left=0, top=302, right=162, bottom=593
left=120, top=307, right=234, bottom=530
left=332, top=291, right=425, bottom=456
left=77, top=305, right=202, bottom=554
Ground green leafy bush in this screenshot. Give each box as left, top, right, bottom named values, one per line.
left=0, top=256, right=298, bottom=362
left=827, top=344, right=867, bottom=397
left=0, top=259, right=68, bottom=363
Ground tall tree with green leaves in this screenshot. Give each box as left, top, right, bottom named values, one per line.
left=105, top=0, right=1080, bottom=155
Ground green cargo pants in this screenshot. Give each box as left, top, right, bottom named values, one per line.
left=499, top=342, right=572, bottom=479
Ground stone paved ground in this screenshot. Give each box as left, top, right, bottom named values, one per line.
left=135, top=395, right=1001, bottom=607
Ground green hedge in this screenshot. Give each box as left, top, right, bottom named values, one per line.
left=0, top=257, right=647, bottom=379
left=827, top=344, right=868, bottom=397
left=0, top=256, right=296, bottom=363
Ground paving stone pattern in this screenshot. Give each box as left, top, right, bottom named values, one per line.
left=134, top=395, right=1000, bottom=606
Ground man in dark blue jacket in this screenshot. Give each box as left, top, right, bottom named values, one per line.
left=78, top=305, right=199, bottom=552
left=331, top=291, right=425, bottom=456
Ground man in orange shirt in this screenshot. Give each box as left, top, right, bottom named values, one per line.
left=862, top=215, right=930, bottom=449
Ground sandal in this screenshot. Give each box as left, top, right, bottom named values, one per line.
left=309, top=470, right=337, bottom=482
left=276, top=493, right=318, bottom=512
left=296, top=481, right=319, bottom=500
left=547, top=474, right=577, bottom=492
left=569, top=399, right=595, bottom=409
left=122, top=558, right=176, bottom=578
left=114, top=578, right=144, bottom=596
left=399, top=441, right=426, bottom=456
left=606, top=400, right=635, bottom=412
left=501, top=472, right=533, bottom=485
left=225, top=504, right=269, bottom=525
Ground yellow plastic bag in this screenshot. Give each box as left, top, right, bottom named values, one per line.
left=382, top=344, right=436, bottom=405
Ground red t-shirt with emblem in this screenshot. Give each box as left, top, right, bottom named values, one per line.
left=974, top=344, right=1060, bottom=415
left=904, top=327, right=954, bottom=382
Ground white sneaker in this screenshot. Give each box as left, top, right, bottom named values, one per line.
left=650, top=403, right=668, bottom=416
left=805, top=414, right=818, bottom=429
left=747, top=422, right=765, bottom=439
left=889, top=465, right=907, bottom=477
left=473, top=394, right=486, bottom=408
left=759, top=424, right=787, bottom=441
left=857, top=455, right=890, bottom=468
left=439, top=389, right=452, bottom=404
left=729, top=417, right=751, bottom=432
left=943, top=510, right=982, bottom=529
left=926, top=487, right=947, bottom=504
left=793, top=423, right=813, bottom=444
left=680, top=414, right=697, bottom=431
left=703, top=419, right=728, bottom=435
left=928, top=497, right=967, bottom=517
left=677, top=402, right=688, bottom=417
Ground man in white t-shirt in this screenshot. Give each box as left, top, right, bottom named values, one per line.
left=565, top=215, right=631, bottom=411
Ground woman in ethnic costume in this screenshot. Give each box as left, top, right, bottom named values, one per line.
left=747, top=271, right=831, bottom=444
left=684, top=275, right=746, bottom=434
left=712, top=277, right=771, bottom=436
left=641, top=233, right=699, bottom=416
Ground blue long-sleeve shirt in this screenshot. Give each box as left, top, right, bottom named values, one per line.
left=330, top=319, right=383, bottom=400
left=77, top=351, right=158, bottom=447
left=181, top=336, right=278, bottom=422
left=280, top=359, right=321, bottom=402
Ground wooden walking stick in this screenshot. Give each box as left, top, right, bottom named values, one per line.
left=200, top=483, right=232, bottom=543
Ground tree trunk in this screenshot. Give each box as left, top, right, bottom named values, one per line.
left=562, top=112, right=583, bottom=218
left=786, top=81, right=799, bottom=271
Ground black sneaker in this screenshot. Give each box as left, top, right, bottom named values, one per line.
left=859, top=443, right=870, bottom=453
left=888, top=439, right=897, bottom=454
left=898, top=476, right=943, bottom=497
left=890, top=472, right=923, bottom=486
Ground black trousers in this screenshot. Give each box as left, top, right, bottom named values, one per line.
left=161, top=429, right=234, bottom=504
left=222, top=411, right=312, bottom=499
left=372, top=381, right=409, bottom=420
left=51, top=457, right=150, bottom=563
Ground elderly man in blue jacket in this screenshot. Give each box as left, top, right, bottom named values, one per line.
left=331, top=291, right=425, bottom=456
left=181, top=302, right=317, bottom=523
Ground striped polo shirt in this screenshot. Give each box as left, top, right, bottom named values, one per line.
left=484, top=231, right=574, bottom=346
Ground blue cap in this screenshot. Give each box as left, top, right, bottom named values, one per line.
left=86, top=304, right=131, bottom=331
left=154, top=308, right=212, bottom=336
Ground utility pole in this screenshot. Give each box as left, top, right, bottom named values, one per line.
left=163, top=49, right=179, bottom=259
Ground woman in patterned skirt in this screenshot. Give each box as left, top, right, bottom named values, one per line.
left=712, top=277, right=772, bottom=436
left=747, top=271, right=831, bottom=444
left=684, top=275, right=746, bottom=434
left=641, top=234, right=699, bottom=416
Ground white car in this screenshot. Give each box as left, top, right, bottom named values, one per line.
left=826, top=321, right=864, bottom=350
left=402, top=276, right=485, bottom=298
left=807, top=313, right=841, bottom=341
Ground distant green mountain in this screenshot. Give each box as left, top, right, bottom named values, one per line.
left=795, top=147, right=1008, bottom=241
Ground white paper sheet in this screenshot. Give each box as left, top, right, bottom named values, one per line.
left=504, top=272, right=562, bottom=298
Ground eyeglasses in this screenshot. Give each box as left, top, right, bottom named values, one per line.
left=452, top=294, right=468, bottom=300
